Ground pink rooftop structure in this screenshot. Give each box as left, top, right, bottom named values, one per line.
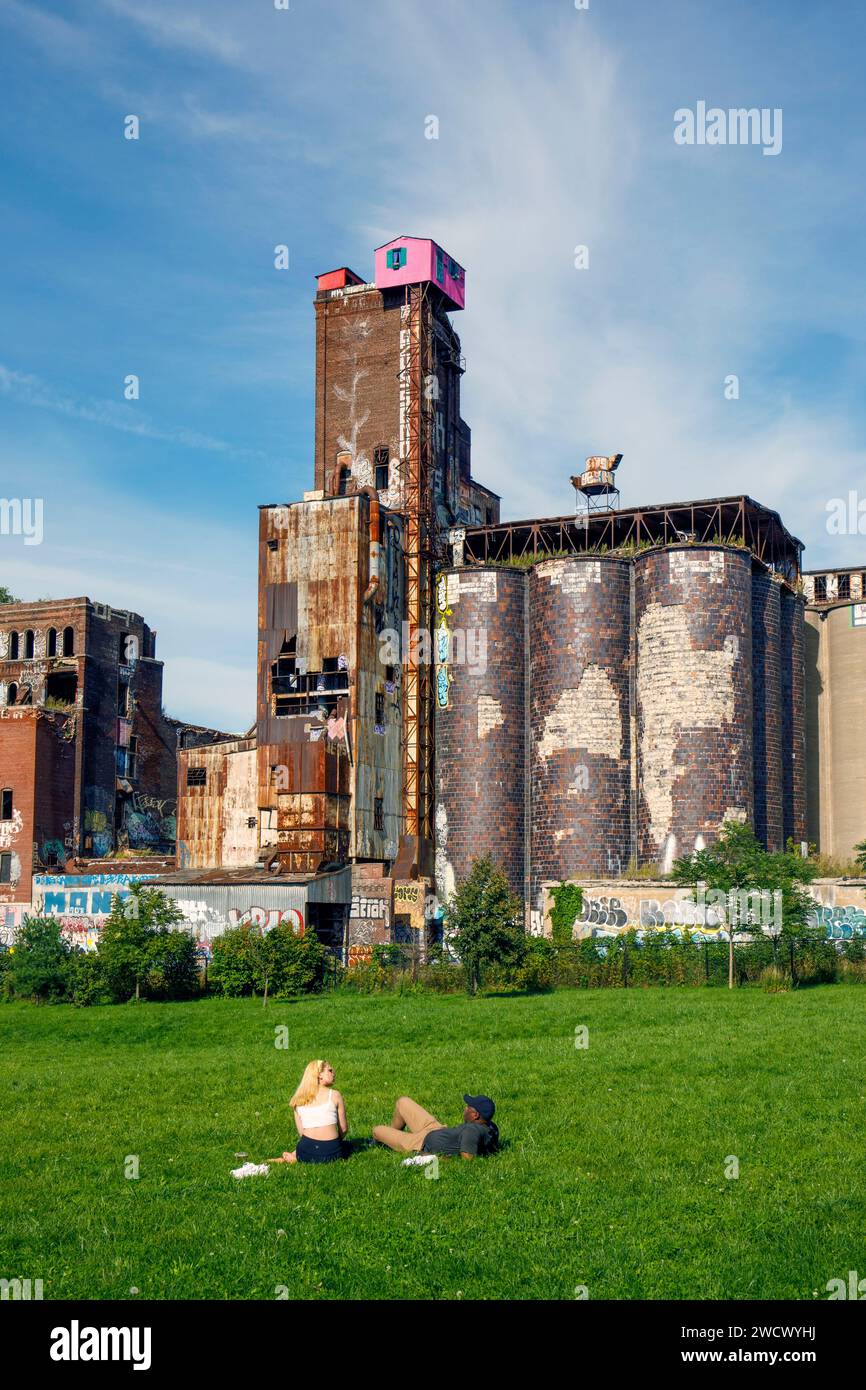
left=373, top=236, right=466, bottom=311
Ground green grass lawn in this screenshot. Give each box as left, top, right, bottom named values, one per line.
left=1, top=987, right=864, bottom=1300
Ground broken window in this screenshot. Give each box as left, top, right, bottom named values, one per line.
left=0, top=853, right=11, bottom=884
left=45, top=672, right=77, bottom=707
left=187, top=766, right=207, bottom=787
left=6, top=683, right=17, bottom=706
left=375, top=692, right=385, bottom=725
left=1, top=789, right=12, bottom=820
left=47, top=628, right=57, bottom=657
left=118, top=682, right=129, bottom=716
left=62, top=626, right=74, bottom=656
left=115, top=738, right=138, bottom=780
left=272, top=651, right=349, bottom=717
left=374, top=446, right=390, bottom=491
left=814, top=576, right=827, bottom=602
left=24, top=630, right=34, bottom=659
left=9, top=632, right=19, bottom=660
left=837, top=573, right=851, bottom=599
left=374, top=797, right=384, bottom=831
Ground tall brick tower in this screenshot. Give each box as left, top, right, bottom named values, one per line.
left=311, top=237, right=499, bottom=873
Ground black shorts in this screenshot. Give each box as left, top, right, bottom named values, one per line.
left=296, top=1136, right=347, bottom=1164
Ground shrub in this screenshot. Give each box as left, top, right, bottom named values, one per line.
left=549, top=884, right=583, bottom=945
left=209, top=924, right=329, bottom=999
left=443, top=857, right=526, bottom=995
left=66, top=951, right=112, bottom=1007
left=7, top=917, right=73, bottom=1002
left=758, top=964, right=791, bottom=994
left=209, top=924, right=257, bottom=996
left=96, top=886, right=190, bottom=1002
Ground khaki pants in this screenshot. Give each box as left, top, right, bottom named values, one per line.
left=372, top=1096, right=446, bottom=1153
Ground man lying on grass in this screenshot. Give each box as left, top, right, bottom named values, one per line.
left=372, top=1093, right=499, bottom=1160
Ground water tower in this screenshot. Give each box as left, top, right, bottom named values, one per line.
left=571, top=453, right=623, bottom=517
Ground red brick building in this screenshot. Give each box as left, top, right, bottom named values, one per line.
left=0, top=596, right=233, bottom=909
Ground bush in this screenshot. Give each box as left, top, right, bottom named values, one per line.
left=209, top=924, right=329, bottom=999
left=97, top=886, right=192, bottom=1002
left=549, top=884, right=583, bottom=945
left=7, top=917, right=73, bottom=1002
left=443, top=858, right=526, bottom=994
left=758, top=964, right=791, bottom=993
left=66, top=951, right=112, bottom=1007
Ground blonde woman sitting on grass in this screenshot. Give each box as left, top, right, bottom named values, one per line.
left=268, top=1059, right=348, bottom=1165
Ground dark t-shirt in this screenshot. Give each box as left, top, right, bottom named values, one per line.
left=422, top=1120, right=498, bottom=1157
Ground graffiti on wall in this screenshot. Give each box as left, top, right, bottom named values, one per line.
left=226, top=905, right=304, bottom=934
left=122, top=793, right=177, bottom=850
left=564, top=883, right=866, bottom=943
left=347, top=943, right=375, bottom=967
left=807, top=903, right=866, bottom=939
left=349, top=896, right=388, bottom=920
left=435, top=573, right=452, bottom=709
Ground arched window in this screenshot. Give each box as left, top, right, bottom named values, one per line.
left=9, top=632, right=19, bottom=660
left=62, top=626, right=74, bottom=657
left=6, top=683, right=17, bottom=706
left=47, top=628, right=57, bottom=657
left=336, top=465, right=349, bottom=497
left=24, top=630, right=35, bottom=659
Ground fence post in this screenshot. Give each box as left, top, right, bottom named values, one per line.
left=790, top=937, right=796, bottom=986
left=704, top=941, right=709, bottom=983
left=623, top=939, right=629, bottom=989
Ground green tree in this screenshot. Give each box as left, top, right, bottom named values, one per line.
left=96, top=885, right=196, bottom=1002
left=443, top=857, right=525, bottom=995
left=0, top=586, right=18, bottom=604
left=854, top=839, right=866, bottom=875
left=8, top=917, right=73, bottom=1002
left=209, top=923, right=329, bottom=1000
left=672, top=820, right=817, bottom=988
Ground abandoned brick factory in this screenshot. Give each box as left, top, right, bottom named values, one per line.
left=3, top=234, right=866, bottom=956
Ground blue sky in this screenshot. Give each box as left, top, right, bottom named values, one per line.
left=1, top=0, right=864, bottom=730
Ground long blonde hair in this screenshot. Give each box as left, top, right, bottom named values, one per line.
left=290, top=1059, right=331, bottom=1109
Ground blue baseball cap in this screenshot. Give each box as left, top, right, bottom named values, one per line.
left=464, top=1093, right=495, bottom=1122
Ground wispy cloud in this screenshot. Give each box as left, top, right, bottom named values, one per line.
left=0, top=364, right=271, bottom=462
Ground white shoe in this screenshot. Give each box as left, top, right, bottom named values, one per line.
left=231, top=1161, right=270, bottom=1179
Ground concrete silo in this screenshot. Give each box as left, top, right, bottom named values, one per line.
left=751, top=570, right=784, bottom=851
left=434, top=566, right=527, bottom=908
left=780, top=589, right=808, bottom=848
left=634, top=546, right=754, bottom=871
left=529, top=556, right=632, bottom=902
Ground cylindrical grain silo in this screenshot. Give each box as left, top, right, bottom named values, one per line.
left=528, top=556, right=632, bottom=905
left=780, top=588, right=807, bottom=848
left=751, top=571, right=783, bottom=851
left=634, top=546, right=754, bottom=871
left=804, top=595, right=866, bottom=861
left=434, top=566, right=527, bottom=909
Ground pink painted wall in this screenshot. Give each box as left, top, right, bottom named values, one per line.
left=374, top=237, right=465, bottom=310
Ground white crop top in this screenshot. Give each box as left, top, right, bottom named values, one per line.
left=297, top=1096, right=339, bottom=1128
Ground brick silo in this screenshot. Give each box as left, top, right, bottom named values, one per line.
left=434, top=566, right=527, bottom=909
left=751, top=571, right=784, bottom=851
left=780, top=588, right=807, bottom=848
left=528, top=556, right=632, bottom=905
left=634, top=546, right=754, bottom=871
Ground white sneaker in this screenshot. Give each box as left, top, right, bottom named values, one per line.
left=231, top=1161, right=270, bottom=1179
